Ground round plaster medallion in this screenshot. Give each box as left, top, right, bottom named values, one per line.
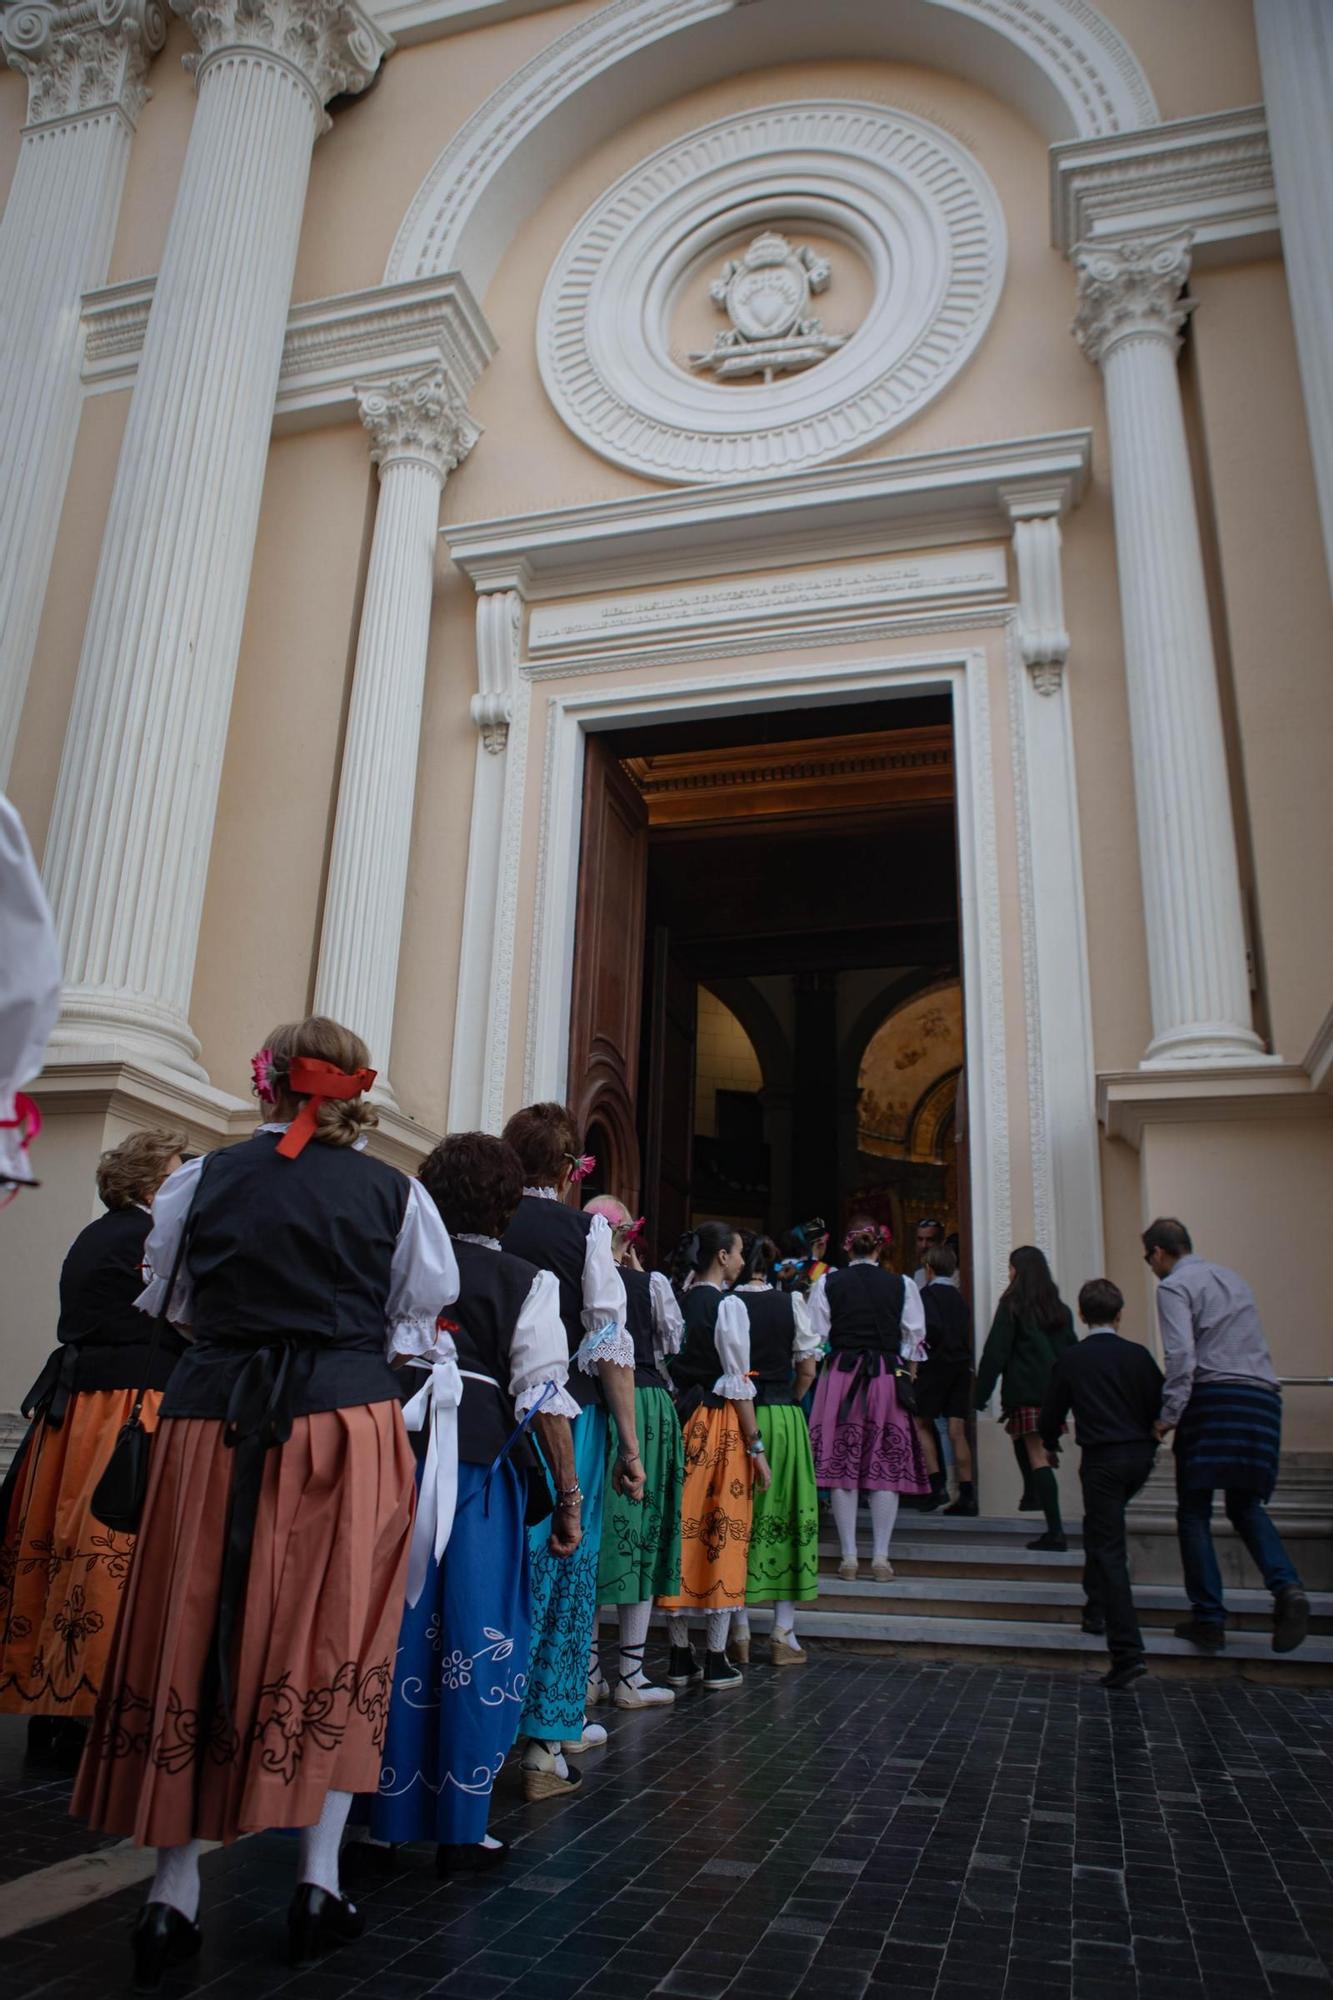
left=537, top=99, right=1007, bottom=484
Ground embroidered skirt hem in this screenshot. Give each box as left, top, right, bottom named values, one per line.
left=808, top=1363, right=930, bottom=1494
left=598, top=1385, right=683, bottom=1604
left=658, top=1403, right=752, bottom=1613
left=745, top=1404, right=820, bottom=1605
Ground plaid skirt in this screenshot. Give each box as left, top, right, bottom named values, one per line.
left=1003, top=1405, right=1064, bottom=1439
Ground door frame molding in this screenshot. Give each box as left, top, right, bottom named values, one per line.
left=519, top=646, right=1013, bottom=1316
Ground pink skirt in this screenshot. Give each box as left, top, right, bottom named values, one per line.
left=809, top=1360, right=930, bottom=1494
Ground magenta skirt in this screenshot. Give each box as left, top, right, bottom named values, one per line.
left=809, top=1358, right=931, bottom=1494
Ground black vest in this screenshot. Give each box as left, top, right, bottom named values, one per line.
left=669, top=1284, right=728, bottom=1409
left=23, top=1207, right=188, bottom=1423
left=400, top=1238, right=540, bottom=1470
left=738, top=1287, right=798, bottom=1404
left=923, top=1280, right=973, bottom=1366
left=624, top=1266, right=666, bottom=1388
left=500, top=1194, right=602, bottom=1410
left=161, top=1132, right=410, bottom=1421
left=826, top=1264, right=905, bottom=1356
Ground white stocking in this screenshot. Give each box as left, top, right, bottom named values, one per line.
left=706, top=1609, right=731, bottom=1653
left=297, top=1789, right=353, bottom=1897
left=149, top=1841, right=203, bottom=1922
left=830, top=1486, right=860, bottom=1560
left=773, top=1600, right=798, bottom=1647
left=869, top=1489, right=900, bottom=1562
left=731, top=1608, right=751, bottom=1637
left=667, top=1613, right=690, bottom=1650
left=618, top=1599, right=653, bottom=1686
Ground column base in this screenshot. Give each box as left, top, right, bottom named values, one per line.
left=1141, top=1024, right=1271, bottom=1067
left=46, top=990, right=208, bottom=1082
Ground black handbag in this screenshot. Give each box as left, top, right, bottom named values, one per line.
left=91, top=1156, right=213, bottom=1535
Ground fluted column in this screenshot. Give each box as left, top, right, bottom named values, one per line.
left=0, top=0, right=167, bottom=784
left=313, top=370, right=478, bottom=1099
left=1074, top=234, right=1264, bottom=1066
left=41, top=0, right=389, bottom=1077
left=1254, top=0, right=1333, bottom=596
left=448, top=587, right=524, bottom=1132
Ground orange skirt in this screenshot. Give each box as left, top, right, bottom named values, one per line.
left=72, top=1402, right=414, bottom=1847
left=0, top=1387, right=158, bottom=1720
left=658, top=1403, right=753, bottom=1613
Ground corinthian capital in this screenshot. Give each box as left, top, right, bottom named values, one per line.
left=1072, top=233, right=1193, bottom=366
left=356, top=368, right=481, bottom=480
left=174, top=0, right=390, bottom=121
left=2, top=0, right=167, bottom=126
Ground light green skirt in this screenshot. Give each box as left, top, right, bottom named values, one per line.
left=597, top=1383, right=683, bottom=1603
left=746, top=1401, right=820, bottom=1605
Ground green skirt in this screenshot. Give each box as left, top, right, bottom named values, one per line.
left=598, top=1383, right=683, bottom=1603
left=746, top=1402, right=820, bottom=1605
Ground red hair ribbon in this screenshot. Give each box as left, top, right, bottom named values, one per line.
left=276, top=1057, right=376, bottom=1159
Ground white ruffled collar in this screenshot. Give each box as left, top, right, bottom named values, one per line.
left=522, top=1184, right=558, bottom=1201
left=457, top=1232, right=501, bottom=1250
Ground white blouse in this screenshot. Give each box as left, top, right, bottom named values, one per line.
left=686, top=1282, right=754, bottom=1402
left=649, top=1268, right=684, bottom=1367
left=739, top=1279, right=821, bottom=1362
left=807, top=1261, right=927, bottom=1363
left=452, top=1234, right=581, bottom=1422
left=139, top=1130, right=461, bottom=1365
left=521, top=1186, right=632, bottom=1374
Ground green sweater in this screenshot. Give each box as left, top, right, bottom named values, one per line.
left=975, top=1298, right=1076, bottom=1412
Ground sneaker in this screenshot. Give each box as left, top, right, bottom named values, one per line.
left=1026, top=1532, right=1068, bottom=1552
left=1172, top=1617, right=1226, bottom=1652
left=560, top=1720, right=607, bottom=1754
left=1081, top=1611, right=1107, bottom=1636
left=614, top=1679, right=675, bottom=1709
left=1273, top=1587, right=1310, bottom=1655
left=666, top=1645, right=703, bottom=1688
left=1100, top=1659, right=1148, bottom=1692
left=837, top=1558, right=859, bottom=1582
left=871, top=1559, right=895, bottom=1582
left=702, top=1650, right=744, bottom=1692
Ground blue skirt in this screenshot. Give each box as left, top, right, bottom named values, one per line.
left=1174, top=1380, right=1282, bottom=1499
left=519, top=1403, right=606, bottom=1744
left=368, top=1456, right=531, bottom=1846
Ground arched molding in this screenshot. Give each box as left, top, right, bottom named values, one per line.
left=843, top=968, right=958, bottom=1102
left=386, top=0, right=1158, bottom=295
left=700, top=975, right=793, bottom=1095
left=907, top=1063, right=962, bottom=1161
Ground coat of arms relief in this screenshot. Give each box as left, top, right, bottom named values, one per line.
left=690, top=231, right=850, bottom=384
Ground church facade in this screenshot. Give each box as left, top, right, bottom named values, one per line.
left=3, top=0, right=1331, bottom=1519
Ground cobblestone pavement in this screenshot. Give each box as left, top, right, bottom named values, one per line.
left=3, top=1653, right=1333, bottom=2000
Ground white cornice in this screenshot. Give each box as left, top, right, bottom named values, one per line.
left=80, top=271, right=496, bottom=431
left=1097, top=1063, right=1333, bottom=1148
left=366, top=0, right=556, bottom=45
left=1051, top=106, right=1278, bottom=264
left=443, top=430, right=1092, bottom=597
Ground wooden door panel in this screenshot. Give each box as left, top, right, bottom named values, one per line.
left=642, top=924, right=696, bottom=1264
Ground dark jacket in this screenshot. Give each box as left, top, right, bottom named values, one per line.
left=921, top=1280, right=973, bottom=1367
left=1039, top=1331, right=1164, bottom=1451
left=975, top=1297, right=1076, bottom=1412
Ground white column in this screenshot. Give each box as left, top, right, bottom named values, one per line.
left=1003, top=490, right=1103, bottom=1289
left=1254, top=0, right=1333, bottom=596
left=41, top=0, right=389, bottom=1078
left=313, top=369, right=478, bottom=1099
left=448, top=587, right=524, bottom=1132
left=0, top=0, right=166, bottom=784
left=1074, top=234, right=1265, bottom=1067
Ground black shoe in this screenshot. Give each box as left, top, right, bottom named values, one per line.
left=437, top=1838, right=509, bottom=1877
left=287, top=1883, right=365, bottom=1965
left=1026, top=1532, right=1068, bottom=1552
left=1273, top=1586, right=1310, bottom=1655
left=1081, top=1611, right=1107, bottom=1636
left=1101, top=1659, right=1148, bottom=1692
left=1173, top=1617, right=1226, bottom=1652
left=132, top=1902, right=202, bottom=1993
left=943, top=1485, right=978, bottom=1517
left=667, top=1645, right=703, bottom=1688
left=702, top=1650, right=744, bottom=1692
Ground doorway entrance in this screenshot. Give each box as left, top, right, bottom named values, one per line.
left=565, top=694, right=971, bottom=1281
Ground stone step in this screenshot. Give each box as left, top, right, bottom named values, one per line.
left=818, top=1538, right=1084, bottom=1576
left=813, top=1573, right=1333, bottom=1632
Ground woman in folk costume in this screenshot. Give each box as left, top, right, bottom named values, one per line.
left=584, top=1195, right=684, bottom=1709
left=498, top=1103, right=640, bottom=1800
left=0, top=1129, right=188, bottom=1759
left=661, top=1222, right=771, bottom=1693
left=727, top=1234, right=821, bottom=1669
left=365, top=1132, right=580, bottom=1872
left=72, top=1018, right=460, bottom=1989
left=807, top=1219, right=930, bottom=1582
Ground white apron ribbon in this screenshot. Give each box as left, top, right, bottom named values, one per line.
left=401, top=1357, right=463, bottom=1609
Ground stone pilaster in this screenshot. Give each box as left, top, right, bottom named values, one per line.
left=313, top=369, right=478, bottom=1099
left=1074, top=233, right=1265, bottom=1066
left=0, top=0, right=167, bottom=782
left=42, top=0, right=390, bottom=1077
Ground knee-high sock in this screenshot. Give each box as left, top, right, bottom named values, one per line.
left=297, top=1789, right=353, bottom=1897
left=705, top=1608, right=731, bottom=1652
left=869, top=1489, right=899, bottom=1562
left=149, top=1842, right=203, bottom=1922
left=667, top=1612, right=690, bottom=1650
left=830, top=1486, right=860, bottom=1560
left=1014, top=1434, right=1036, bottom=1503
left=618, top=1599, right=653, bottom=1686
left=1032, top=1465, right=1063, bottom=1537
left=773, top=1599, right=798, bottom=1647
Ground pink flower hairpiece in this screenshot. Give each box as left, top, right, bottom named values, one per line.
left=564, top=1152, right=597, bottom=1185
left=844, top=1221, right=893, bottom=1256
left=251, top=1048, right=280, bottom=1105
left=622, top=1216, right=646, bottom=1247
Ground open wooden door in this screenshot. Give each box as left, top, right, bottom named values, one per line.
left=567, top=734, right=648, bottom=1211
left=642, top=924, right=696, bottom=1264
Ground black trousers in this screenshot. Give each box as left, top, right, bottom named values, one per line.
left=1080, top=1442, right=1156, bottom=1664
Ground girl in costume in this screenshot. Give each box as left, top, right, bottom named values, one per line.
left=661, top=1222, right=770, bottom=1692
left=975, top=1246, right=1078, bottom=1552
left=366, top=1131, right=580, bottom=1873
left=499, top=1103, right=639, bottom=1799
left=807, top=1219, right=930, bottom=1581
left=72, top=1018, right=459, bottom=1988
left=728, top=1234, right=821, bottom=1667
left=586, top=1196, right=684, bottom=1709
left=0, top=1129, right=188, bottom=1758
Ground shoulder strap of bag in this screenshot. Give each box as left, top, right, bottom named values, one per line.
left=128, top=1152, right=217, bottom=1425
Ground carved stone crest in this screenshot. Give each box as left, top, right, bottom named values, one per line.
left=690, top=231, right=848, bottom=384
